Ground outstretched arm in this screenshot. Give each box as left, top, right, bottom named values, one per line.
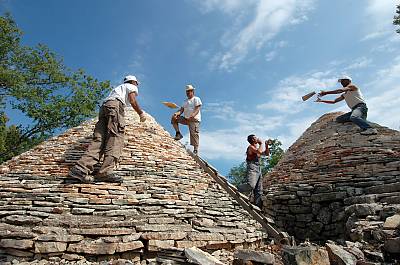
left=319, top=85, right=357, bottom=97
left=316, top=95, right=344, bottom=104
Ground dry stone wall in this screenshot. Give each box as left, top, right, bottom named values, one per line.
left=0, top=109, right=264, bottom=262
left=263, top=112, right=400, bottom=243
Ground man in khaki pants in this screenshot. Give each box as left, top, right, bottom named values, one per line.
left=69, top=75, right=146, bottom=183
left=171, top=84, right=202, bottom=154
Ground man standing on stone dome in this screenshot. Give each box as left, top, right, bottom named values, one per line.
left=316, top=75, right=377, bottom=135
left=239, top=135, right=271, bottom=208
left=69, top=75, right=146, bottom=183
left=171, top=84, right=202, bottom=155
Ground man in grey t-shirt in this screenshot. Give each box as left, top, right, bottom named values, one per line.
left=316, top=75, right=377, bottom=135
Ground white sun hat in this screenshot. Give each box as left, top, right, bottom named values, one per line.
left=338, top=75, right=352, bottom=82
left=123, top=75, right=140, bottom=84
left=185, top=84, right=195, bottom=91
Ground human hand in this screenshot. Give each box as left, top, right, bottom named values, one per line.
left=318, top=91, right=326, bottom=97
left=315, top=97, right=322, bottom=103
left=139, top=113, right=146, bottom=122
left=266, top=139, right=273, bottom=145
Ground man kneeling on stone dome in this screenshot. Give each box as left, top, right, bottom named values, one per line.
left=316, top=75, right=377, bottom=135
left=239, top=135, right=271, bottom=208
left=69, top=75, right=146, bottom=183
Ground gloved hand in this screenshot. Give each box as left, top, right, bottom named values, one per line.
left=139, top=113, right=146, bottom=122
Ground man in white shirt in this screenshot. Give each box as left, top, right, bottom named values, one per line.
left=69, top=75, right=146, bottom=183
left=316, top=75, right=377, bottom=135
left=171, top=84, right=202, bottom=154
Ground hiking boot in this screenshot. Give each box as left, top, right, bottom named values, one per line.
left=174, top=132, right=183, bottom=140
left=96, top=172, right=123, bottom=183
left=68, top=167, right=94, bottom=183
left=360, top=128, right=378, bottom=135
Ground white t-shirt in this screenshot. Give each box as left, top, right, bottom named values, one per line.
left=103, top=83, right=138, bottom=106
left=183, top=96, right=202, bottom=122
left=343, top=85, right=365, bottom=109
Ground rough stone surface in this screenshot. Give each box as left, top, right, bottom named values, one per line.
left=326, top=243, right=357, bottom=265
left=234, top=249, right=275, bottom=264
left=282, top=245, right=330, bottom=265
left=185, top=246, right=225, bottom=265
left=0, top=108, right=264, bottom=261
left=263, top=112, right=400, bottom=245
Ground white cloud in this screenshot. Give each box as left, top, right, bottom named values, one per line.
left=344, top=57, right=373, bottom=70
left=265, top=51, right=277, bottom=62
left=196, top=0, right=315, bottom=71
left=361, top=0, right=397, bottom=41
left=257, top=71, right=337, bottom=113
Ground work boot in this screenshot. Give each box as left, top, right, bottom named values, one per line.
left=68, top=167, right=94, bottom=183
left=174, top=132, right=183, bottom=140
left=96, top=172, right=123, bottom=183
left=360, top=128, right=378, bottom=135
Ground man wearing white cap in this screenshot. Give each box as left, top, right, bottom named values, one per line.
left=171, top=84, right=202, bottom=154
left=69, top=75, right=146, bottom=183
left=316, top=75, right=377, bottom=135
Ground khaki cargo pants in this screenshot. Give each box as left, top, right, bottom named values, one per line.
left=172, top=115, right=200, bottom=149
left=75, top=100, right=125, bottom=176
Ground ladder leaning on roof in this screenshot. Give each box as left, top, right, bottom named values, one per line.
left=187, top=150, right=294, bottom=246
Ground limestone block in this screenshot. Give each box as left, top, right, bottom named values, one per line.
left=234, top=249, right=275, bottom=264
left=0, top=239, right=33, bottom=249
left=34, top=241, right=67, bottom=253
left=68, top=241, right=117, bottom=254
left=141, top=232, right=187, bottom=240
left=147, top=240, right=174, bottom=251
left=36, top=234, right=83, bottom=242
left=383, top=214, right=400, bottom=229
left=282, top=245, right=330, bottom=265
left=188, top=232, right=224, bottom=241
left=70, top=228, right=135, bottom=236
left=136, top=224, right=192, bottom=232
left=116, top=241, right=144, bottom=252
left=326, top=243, right=357, bottom=265
left=185, top=246, right=225, bottom=265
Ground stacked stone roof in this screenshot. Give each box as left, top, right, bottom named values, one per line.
left=262, top=112, right=400, bottom=244
left=0, top=109, right=264, bottom=262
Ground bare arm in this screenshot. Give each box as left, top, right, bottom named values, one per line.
left=316, top=95, right=344, bottom=104
left=128, top=92, right=143, bottom=115
left=248, top=139, right=264, bottom=157
left=319, top=85, right=357, bottom=97
left=174, top=107, right=184, bottom=116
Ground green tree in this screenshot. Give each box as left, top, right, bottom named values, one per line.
left=228, top=139, right=284, bottom=188
left=395, top=4, right=400, bottom=34
left=0, top=14, right=110, bottom=163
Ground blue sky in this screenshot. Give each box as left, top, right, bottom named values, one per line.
left=1, top=0, right=400, bottom=174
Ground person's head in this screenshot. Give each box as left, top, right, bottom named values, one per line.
left=185, top=84, right=195, bottom=99
left=124, top=75, right=139, bottom=86
left=338, top=75, right=352, bottom=87
left=247, top=134, right=257, bottom=144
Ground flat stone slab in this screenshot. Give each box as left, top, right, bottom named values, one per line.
left=234, top=249, right=275, bottom=264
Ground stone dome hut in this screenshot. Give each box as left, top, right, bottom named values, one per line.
left=0, top=109, right=266, bottom=263
left=263, top=112, right=400, bottom=250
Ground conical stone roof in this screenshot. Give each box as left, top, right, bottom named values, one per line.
left=0, top=109, right=264, bottom=261
left=262, top=112, right=400, bottom=241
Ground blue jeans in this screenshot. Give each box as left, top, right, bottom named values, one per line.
left=336, top=103, right=371, bottom=130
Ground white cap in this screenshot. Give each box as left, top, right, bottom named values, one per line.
left=185, top=84, right=195, bottom=91
left=124, top=75, right=139, bottom=84
left=338, top=75, right=352, bottom=82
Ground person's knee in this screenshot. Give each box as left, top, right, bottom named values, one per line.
left=171, top=116, right=177, bottom=124
left=349, top=115, right=360, bottom=122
